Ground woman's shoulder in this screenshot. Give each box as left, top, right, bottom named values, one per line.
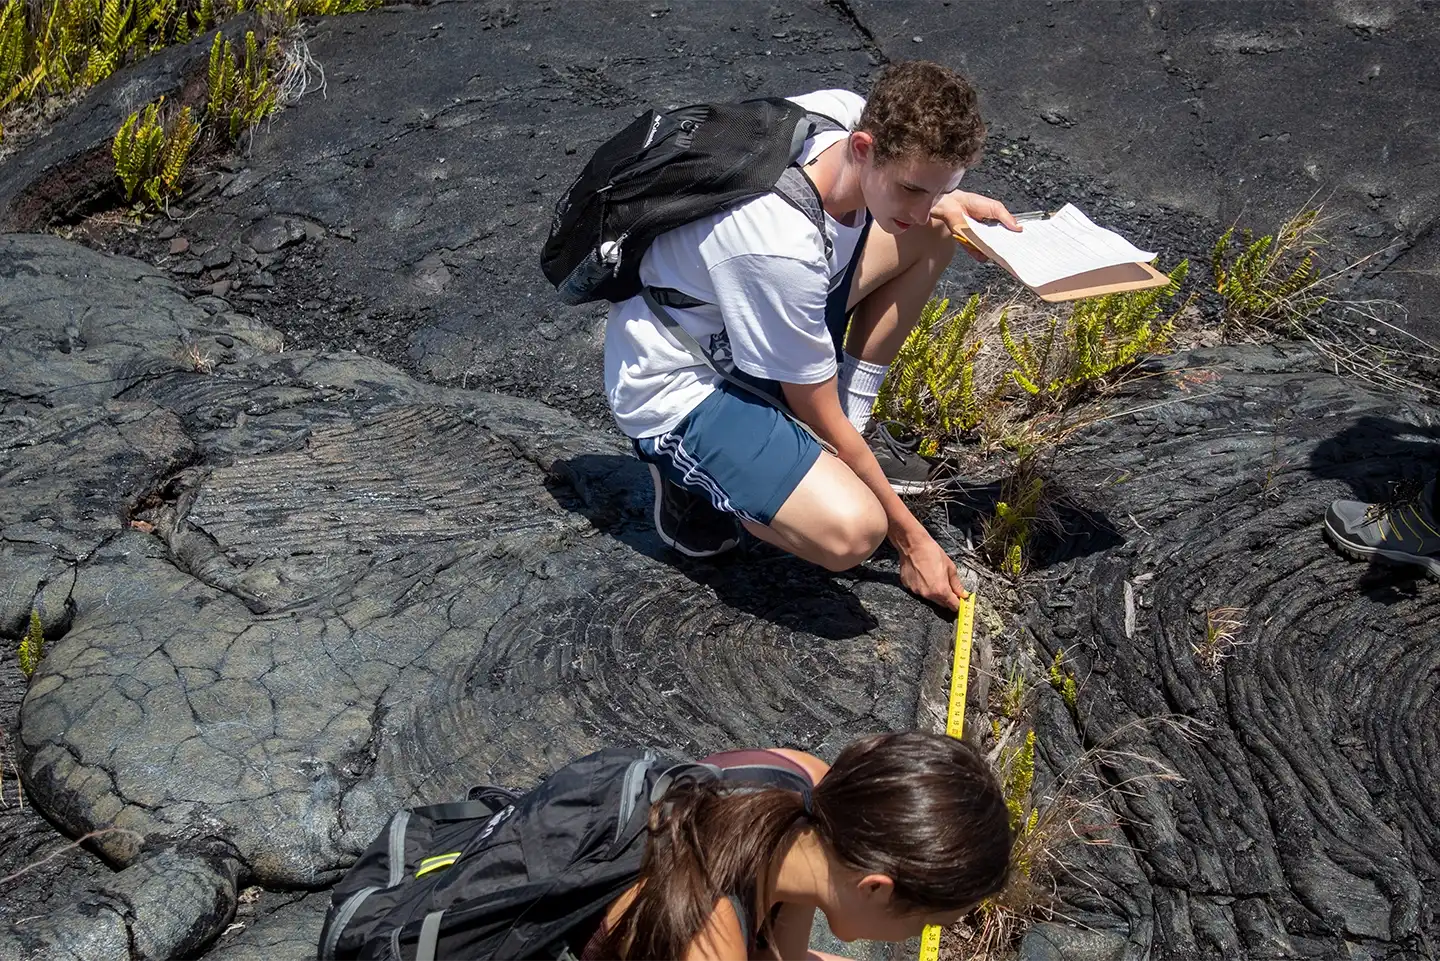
left=765, top=748, right=830, bottom=785
left=702, top=747, right=829, bottom=785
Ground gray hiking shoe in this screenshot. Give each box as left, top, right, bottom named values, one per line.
left=647, top=465, right=741, bottom=558
left=1324, top=479, right=1440, bottom=579
left=864, top=420, right=935, bottom=495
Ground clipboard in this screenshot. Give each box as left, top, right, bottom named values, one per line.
left=953, top=218, right=1171, bottom=303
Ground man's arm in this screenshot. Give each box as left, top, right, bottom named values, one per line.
left=782, top=378, right=968, bottom=610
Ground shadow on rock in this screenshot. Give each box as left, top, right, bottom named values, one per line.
left=932, top=477, right=1127, bottom=573
left=550, top=453, right=879, bottom=641
left=1309, top=414, right=1440, bottom=599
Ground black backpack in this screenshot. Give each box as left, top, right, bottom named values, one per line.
left=540, top=97, right=844, bottom=306
left=316, top=747, right=811, bottom=961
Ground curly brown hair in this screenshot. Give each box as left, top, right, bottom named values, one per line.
left=858, top=60, right=986, bottom=169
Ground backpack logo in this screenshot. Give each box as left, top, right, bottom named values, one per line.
left=477, top=805, right=515, bottom=844
left=642, top=113, right=663, bottom=149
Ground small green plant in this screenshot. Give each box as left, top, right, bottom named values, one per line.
left=0, top=0, right=185, bottom=116
left=1000, top=260, right=1190, bottom=409
left=981, top=466, right=1046, bottom=578
left=1047, top=648, right=1077, bottom=711
left=956, top=724, right=1186, bottom=958
left=18, top=607, right=44, bottom=677
left=1213, top=208, right=1328, bottom=332
left=206, top=28, right=278, bottom=142
left=999, top=666, right=1026, bottom=720
left=1194, top=606, right=1247, bottom=677
left=1002, top=729, right=1038, bottom=834
left=0, top=1, right=25, bottom=100
left=112, top=96, right=198, bottom=207
left=874, top=293, right=991, bottom=455
left=1, top=0, right=371, bottom=148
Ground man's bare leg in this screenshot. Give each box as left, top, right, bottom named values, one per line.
left=844, top=218, right=957, bottom=364
left=741, top=452, right=888, bottom=571
left=739, top=222, right=958, bottom=569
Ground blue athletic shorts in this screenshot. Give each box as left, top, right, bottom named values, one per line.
left=634, top=217, right=873, bottom=527
left=635, top=382, right=823, bottom=526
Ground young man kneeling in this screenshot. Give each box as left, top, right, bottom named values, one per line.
left=604, top=61, right=1019, bottom=611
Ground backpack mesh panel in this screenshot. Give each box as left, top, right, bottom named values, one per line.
left=540, top=98, right=811, bottom=303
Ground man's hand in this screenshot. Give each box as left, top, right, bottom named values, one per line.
left=931, top=191, right=1022, bottom=262
left=896, top=530, right=971, bottom=612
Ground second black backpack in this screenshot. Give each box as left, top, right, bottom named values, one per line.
left=540, top=97, right=843, bottom=305
left=316, top=747, right=810, bottom=961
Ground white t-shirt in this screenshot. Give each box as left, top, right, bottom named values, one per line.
left=603, top=89, right=868, bottom=439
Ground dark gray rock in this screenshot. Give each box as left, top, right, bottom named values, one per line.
left=1, top=234, right=944, bottom=953
left=202, top=247, right=234, bottom=270
left=241, top=216, right=307, bottom=254
left=847, top=0, right=1440, bottom=344
left=0, top=841, right=242, bottom=961
left=999, top=344, right=1440, bottom=959
left=1018, top=923, right=1127, bottom=961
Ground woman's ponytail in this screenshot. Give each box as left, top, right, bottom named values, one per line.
left=598, top=779, right=806, bottom=960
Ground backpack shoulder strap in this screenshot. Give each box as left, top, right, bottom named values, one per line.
left=772, top=166, right=832, bottom=262
left=714, top=762, right=812, bottom=792
left=726, top=893, right=755, bottom=953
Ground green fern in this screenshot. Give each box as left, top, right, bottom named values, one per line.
left=83, top=0, right=133, bottom=84
left=147, top=103, right=196, bottom=203
left=999, top=666, right=1026, bottom=720
left=874, top=293, right=992, bottom=451
left=1001, top=260, right=1189, bottom=409
left=114, top=99, right=164, bottom=199
left=0, top=0, right=25, bottom=100
left=19, top=607, right=44, bottom=677
left=1047, top=648, right=1078, bottom=711
left=206, top=28, right=277, bottom=142
left=113, top=97, right=195, bottom=207
left=1002, top=729, right=1036, bottom=832
left=983, top=471, right=1044, bottom=577
left=1213, top=211, right=1327, bottom=331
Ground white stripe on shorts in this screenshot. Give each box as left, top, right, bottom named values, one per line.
left=651, top=432, right=765, bottom=526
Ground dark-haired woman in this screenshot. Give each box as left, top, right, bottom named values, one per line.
left=582, top=730, right=1012, bottom=960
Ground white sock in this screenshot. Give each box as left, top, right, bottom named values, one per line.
left=837, top=353, right=889, bottom=433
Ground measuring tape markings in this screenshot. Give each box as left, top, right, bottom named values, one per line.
left=918, top=590, right=977, bottom=961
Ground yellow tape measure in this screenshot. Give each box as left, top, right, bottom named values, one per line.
left=918, top=589, right=976, bottom=961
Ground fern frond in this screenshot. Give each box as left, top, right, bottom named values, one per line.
left=0, top=0, right=26, bottom=96
left=19, top=607, right=45, bottom=677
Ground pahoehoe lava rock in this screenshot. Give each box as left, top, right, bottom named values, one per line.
left=1, top=2, right=1437, bottom=954
left=1010, top=347, right=1439, bottom=960
left=0, top=234, right=947, bottom=958
left=4, top=230, right=1436, bottom=959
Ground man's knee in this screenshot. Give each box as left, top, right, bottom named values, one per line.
left=918, top=216, right=958, bottom=268
left=814, top=496, right=887, bottom=571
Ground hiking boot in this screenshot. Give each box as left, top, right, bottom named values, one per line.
left=647, top=464, right=742, bottom=558
left=863, top=420, right=934, bottom=495
left=1324, top=479, right=1440, bottom=579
